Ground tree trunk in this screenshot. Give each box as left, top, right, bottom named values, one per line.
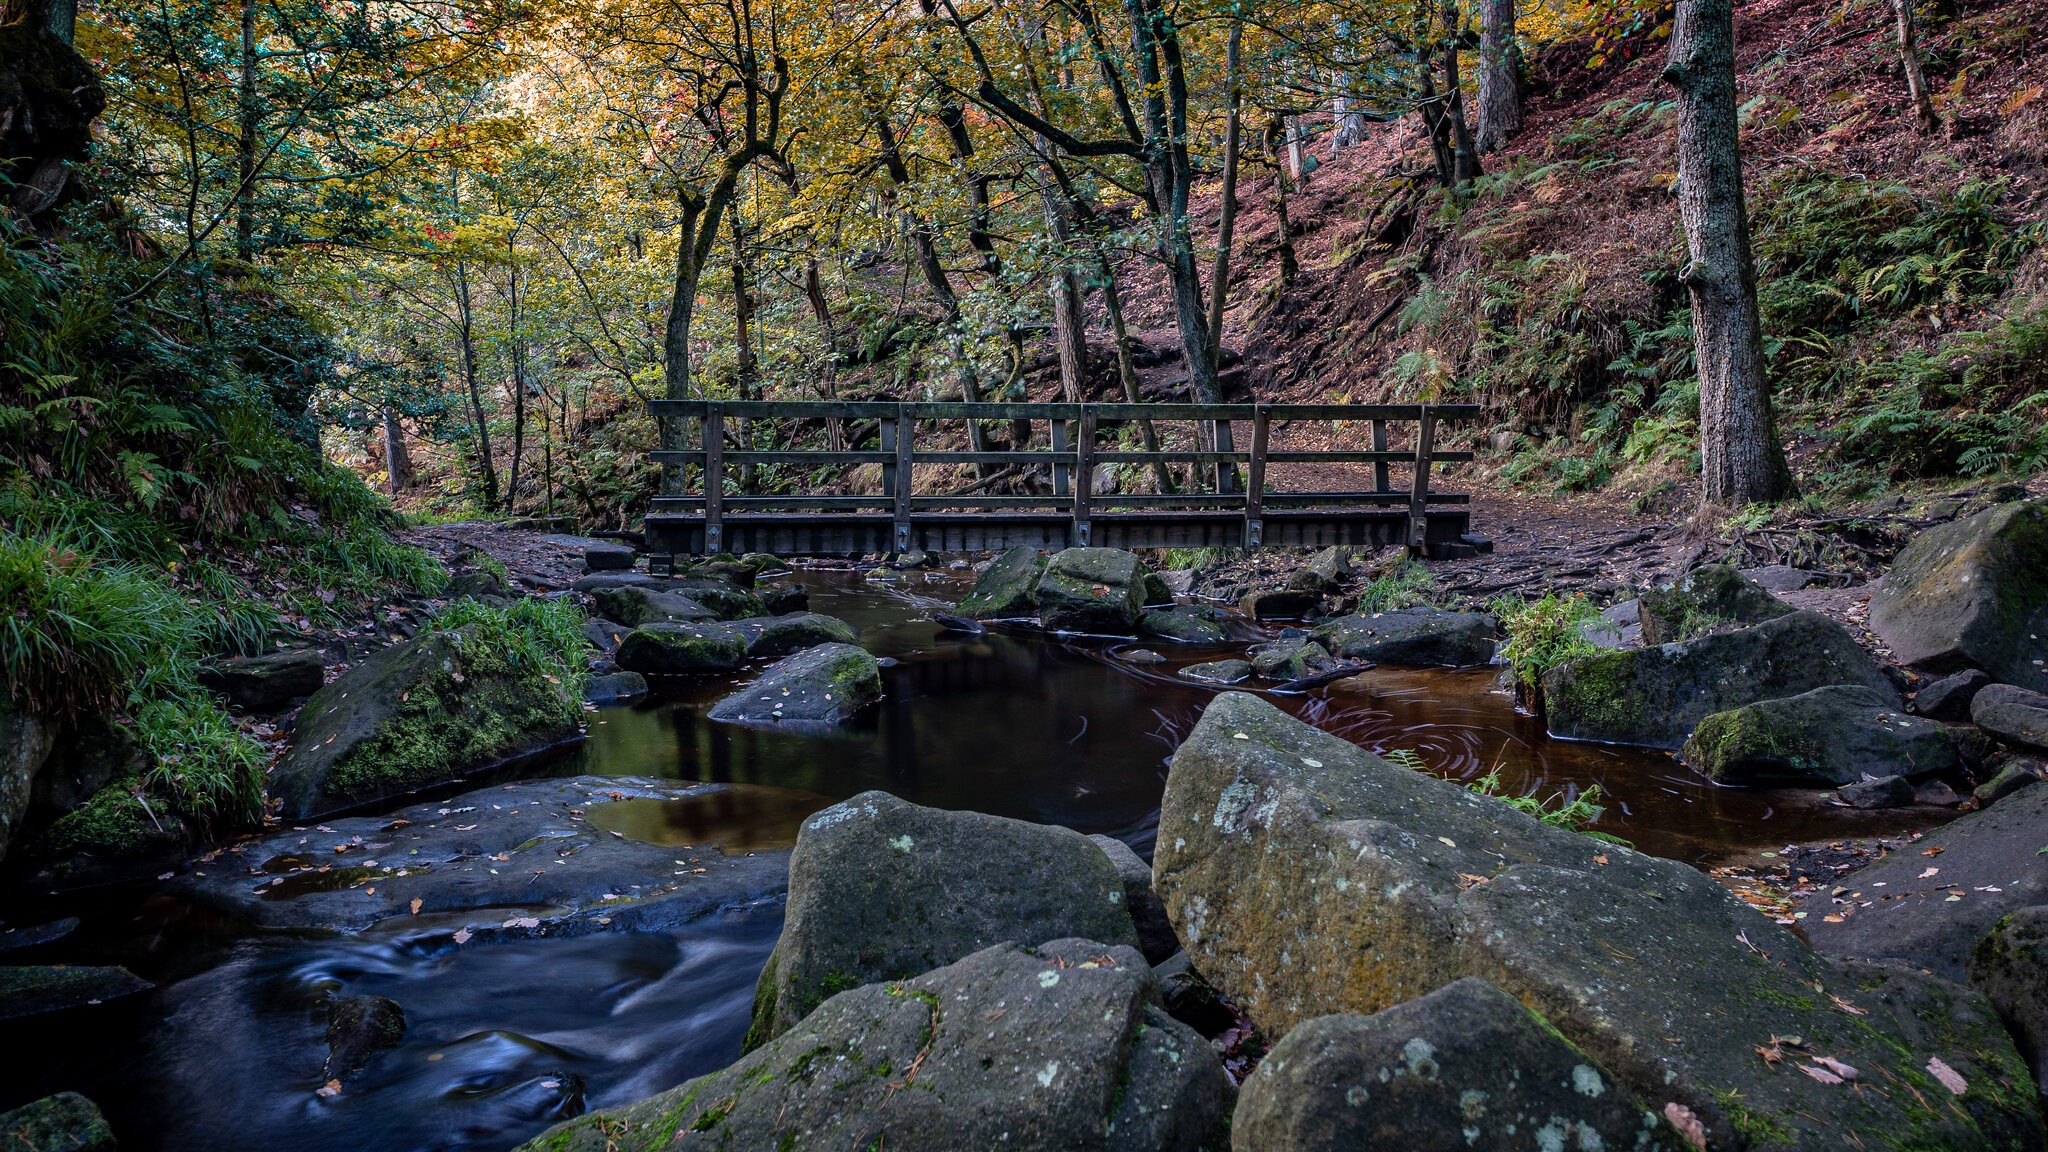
left=454, top=257, right=498, bottom=511
left=1442, top=4, right=1483, bottom=186
left=506, top=258, right=527, bottom=505
left=1475, top=0, right=1522, bottom=153
left=660, top=195, right=705, bottom=496
left=43, top=0, right=75, bottom=42
left=235, top=0, right=258, bottom=261
left=382, top=404, right=410, bottom=494
left=1267, top=119, right=1300, bottom=291
left=1664, top=0, right=1792, bottom=506
left=1206, top=20, right=1242, bottom=366
left=1097, top=253, right=1174, bottom=493
left=1892, top=0, right=1939, bottom=134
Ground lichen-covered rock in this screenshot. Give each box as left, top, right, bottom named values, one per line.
left=1249, top=639, right=1338, bottom=681
left=1801, top=782, right=2048, bottom=980
left=1036, top=548, right=1148, bottom=633
left=1311, top=607, right=1496, bottom=667
left=324, top=994, right=405, bottom=1081
left=615, top=621, right=748, bottom=675
left=748, top=791, right=1139, bottom=1046
left=588, top=584, right=713, bottom=627
left=0, top=1092, right=116, bottom=1152
left=1971, top=907, right=2048, bottom=1095
left=270, top=628, right=583, bottom=820
left=1973, top=684, right=2048, bottom=751
left=707, top=643, right=881, bottom=726
left=196, top=649, right=325, bottom=711
left=1914, top=668, right=1992, bottom=720
left=1683, top=684, right=1959, bottom=785
left=1179, top=659, right=1252, bottom=684
left=1090, top=834, right=1179, bottom=965
left=1543, top=610, right=1895, bottom=748
left=1, top=703, right=51, bottom=862
left=1870, top=500, right=2048, bottom=693
left=1638, top=563, right=1794, bottom=645
left=523, top=939, right=1230, bottom=1152
left=1154, top=693, right=2043, bottom=1151
left=957, top=545, right=1048, bottom=619
left=1233, top=978, right=1676, bottom=1152
left=1140, top=605, right=1232, bottom=644
left=738, top=611, right=859, bottom=658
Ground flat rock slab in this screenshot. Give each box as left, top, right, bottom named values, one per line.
left=0, top=964, right=153, bottom=1021
left=1311, top=608, right=1496, bottom=667
left=1800, top=782, right=2048, bottom=981
left=197, top=649, right=326, bottom=711
left=172, top=776, right=790, bottom=935
left=707, top=642, right=881, bottom=726
left=523, top=939, right=1231, bottom=1152
left=1974, top=684, right=2048, bottom=751
left=1233, top=977, right=1678, bottom=1152
left=750, top=790, right=1139, bottom=1045
left=1154, top=693, right=2043, bottom=1151
left=1180, top=659, right=1252, bottom=684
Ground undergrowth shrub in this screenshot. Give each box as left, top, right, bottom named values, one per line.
left=1491, top=591, right=1605, bottom=693
left=0, top=532, right=190, bottom=719
left=432, top=596, right=592, bottom=703
left=1469, top=768, right=1629, bottom=845
left=1354, top=557, right=1437, bottom=613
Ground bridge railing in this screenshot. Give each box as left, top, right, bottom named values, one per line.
left=647, top=399, right=1479, bottom=552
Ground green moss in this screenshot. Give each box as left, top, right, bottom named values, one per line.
left=742, top=948, right=781, bottom=1053
left=1715, top=1092, right=1797, bottom=1148
left=35, top=778, right=182, bottom=862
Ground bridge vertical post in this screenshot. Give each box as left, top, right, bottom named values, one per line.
left=1050, top=417, right=1071, bottom=497
left=1407, top=406, right=1438, bottom=554
left=703, top=402, right=725, bottom=555
left=1072, top=406, right=1096, bottom=547
left=1244, top=406, right=1269, bottom=549
left=1372, top=419, right=1390, bottom=493
left=892, top=403, right=914, bottom=554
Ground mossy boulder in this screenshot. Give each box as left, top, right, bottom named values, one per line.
left=0, top=703, right=52, bottom=862
left=1970, top=907, right=2048, bottom=1096
left=615, top=621, right=748, bottom=675
left=196, top=649, right=325, bottom=711
left=957, top=545, right=1047, bottom=619
left=1311, top=607, right=1497, bottom=667
left=588, top=584, right=713, bottom=627
left=1234, top=978, right=1677, bottom=1152
left=1154, top=692, right=2044, bottom=1152
left=707, top=643, right=881, bottom=726
left=0, top=1093, right=116, bottom=1152
left=738, top=612, right=860, bottom=659
left=746, top=790, right=1139, bottom=1047
left=522, top=939, right=1229, bottom=1152
left=1178, top=659, right=1252, bottom=684
left=22, top=777, right=185, bottom=875
left=269, top=628, right=583, bottom=820
left=1542, top=610, right=1895, bottom=749
left=1286, top=546, right=1354, bottom=595
left=683, top=559, right=756, bottom=588
left=1683, top=684, right=1959, bottom=785
left=1139, top=605, right=1232, bottom=644
left=1870, top=500, right=2048, bottom=693
left=1141, top=570, right=1175, bottom=606
left=1972, top=684, right=2048, bottom=751
left=662, top=578, right=768, bottom=621
left=759, top=581, right=809, bottom=615
left=1035, top=548, right=1148, bottom=634
left=581, top=670, right=647, bottom=705
left=1249, top=638, right=1339, bottom=681
left=0, top=964, right=152, bottom=1022
left=1638, top=563, right=1795, bottom=645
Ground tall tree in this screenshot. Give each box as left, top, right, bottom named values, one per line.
left=1891, top=0, right=1939, bottom=135
left=1474, top=0, right=1521, bottom=153
left=1664, top=0, right=1791, bottom=505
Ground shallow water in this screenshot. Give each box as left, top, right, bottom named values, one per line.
left=0, top=568, right=1946, bottom=1151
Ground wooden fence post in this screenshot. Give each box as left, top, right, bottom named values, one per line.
left=704, top=401, right=725, bottom=555
left=893, top=403, right=914, bottom=554
left=1244, top=405, right=1269, bottom=549
left=1408, top=406, right=1438, bottom=553
left=1051, top=417, right=1071, bottom=497
left=1073, top=406, right=1097, bottom=547
left=1372, top=418, right=1390, bottom=493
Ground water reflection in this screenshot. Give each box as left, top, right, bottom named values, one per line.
left=585, top=786, right=835, bottom=854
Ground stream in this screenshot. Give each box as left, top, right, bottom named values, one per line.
left=0, top=569, right=1949, bottom=1152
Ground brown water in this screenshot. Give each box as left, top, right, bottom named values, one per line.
left=0, top=568, right=1947, bottom=1152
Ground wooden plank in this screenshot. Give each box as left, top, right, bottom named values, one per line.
left=1408, top=407, right=1439, bottom=551
left=1050, top=418, right=1071, bottom=497
left=703, top=402, right=725, bottom=554
left=892, top=404, right=914, bottom=553
left=1091, top=451, right=1250, bottom=464
left=650, top=399, right=1485, bottom=423
left=1245, top=406, right=1269, bottom=548
left=879, top=416, right=898, bottom=510
left=1073, top=407, right=1096, bottom=546
left=1371, top=419, right=1390, bottom=493
left=1263, top=450, right=1473, bottom=464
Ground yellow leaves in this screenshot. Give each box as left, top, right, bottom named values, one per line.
left=2001, top=85, right=2044, bottom=116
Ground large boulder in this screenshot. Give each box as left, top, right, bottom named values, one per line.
left=957, top=545, right=1047, bottom=619
left=1233, top=977, right=1676, bottom=1152
left=587, top=584, right=713, bottom=627
left=1542, top=610, right=1895, bottom=748
left=655, top=578, right=767, bottom=621
left=269, top=628, right=583, bottom=820
left=1249, top=639, right=1339, bottom=681
left=196, top=648, right=325, bottom=711
left=1036, top=548, right=1148, bottom=634
left=1870, top=500, right=2048, bottom=693
left=522, top=939, right=1231, bottom=1152
left=1140, top=605, right=1233, bottom=645
left=0, top=1093, right=116, bottom=1152
left=1090, top=834, right=1179, bottom=965
left=1683, top=684, right=1959, bottom=785
left=748, top=791, right=1139, bottom=1046
left=1800, top=782, right=2048, bottom=980
left=738, top=611, right=859, bottom=659
left=1310, top=608, right=1495, bottom=667
left=615, top=621, right=748, bottom=675
left=1638, top=562, right=1794, bottom=645
left=1973, top=684, right=2048, bottom=751
left=707, top=643, right=881, bottom=726
left=1154, top=693, right=2044, bottom=1151
left=1, top=704, right=52, bottom=862
left=1971, top=907, right=2048, bottom=1095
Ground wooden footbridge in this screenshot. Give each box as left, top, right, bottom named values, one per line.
left=641, top=400, right=1480, bottom=562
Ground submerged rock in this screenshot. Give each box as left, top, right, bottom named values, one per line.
left=615, top=621, right=748, bottom=675
left=1154, top=692, right=2043, bottom=1151
left=1870, top=500, right=2048, bottom=693
left=1683, top=684, right=1958, bottom=785
left=269, top=628, right=583, bottom=820
left=1233, top=977, right=1676, bottom=1152
left=1638, top=562, right=1794, bottom=645
left=706, top=643, right=881, bottom=726
left=1542, top=610, right=1894, bottom=749
left=1311, top=607, right=1495, bottom=667
left=197, top=649, right=325, bottom=711
left=1036, top=548, right=1148, bottom=634
left=747, top=790, right=1138, bottom=1046
left=324, top=993, right=405, bottom=1081
left=581, top=670, right=646, bottom=706
left=1973, top=684, right=2048, bottom=751
left=1800, top=782, right=2048, bottom=980
left=523, top=939, right=1230, bottom=1152
left=957, top=545, right=1047, bottom=619
left=0, top=1093, right=116, bottom=1152
left=1970, top=907, right=2048, bottom=1095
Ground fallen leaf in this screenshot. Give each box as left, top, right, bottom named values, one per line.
left=1918, top=867, right=1939, bottom=878
left=1828, top=994, right=1868, bottom=1016
left=1438, top=836, right=1457, bottom=848
left=452, top=927, right=473, bottom=944
left=315, top=1080, right=342, bottom=1098
left=1822, top=913, right=1845, bottom=923
left=1812, top=1056, right=1859, bottom=1081
left=1664, top=1102, right=1706, bottom=1150
left=410, top=898, right=423, bottom=915
left=1800, top=1064, right=1845, bottom=1085
left=1921, top=846, right=1944, bottom=856
left=1593, top=854, right=1610, bottom=865
left=1927, top=1057, right=1968, bottom=1095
